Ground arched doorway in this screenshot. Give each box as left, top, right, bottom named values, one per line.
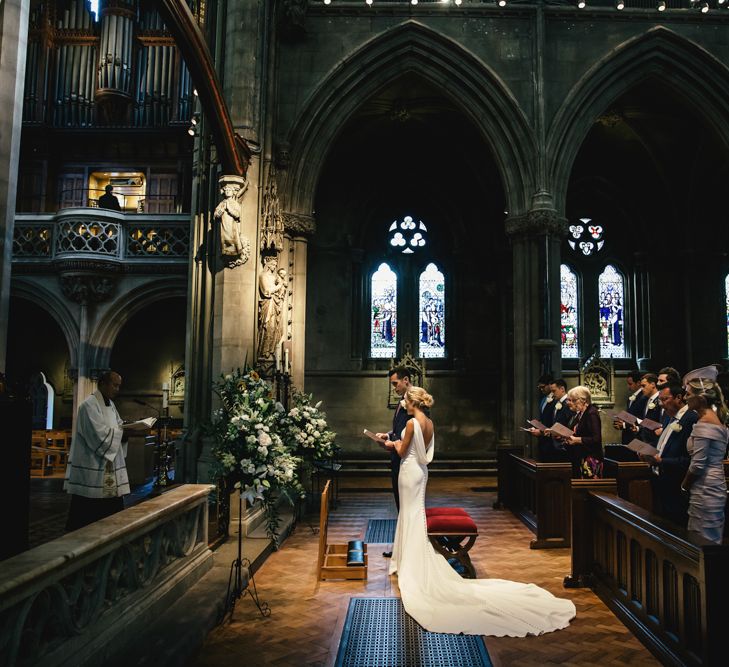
left=563, top=78, right=729, bottom=375
left=305, top=73, right=508, bottom=462
left=6, top=296, right=73, bottom=429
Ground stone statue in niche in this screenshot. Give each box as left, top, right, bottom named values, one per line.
left=214, top=176, right=250, bottom=267
left=257, top=255, right=287, bottom=359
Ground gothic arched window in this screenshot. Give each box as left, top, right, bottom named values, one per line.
left=598, top=264, right=627, bottom=358
left=560, top=264, right=579, bottom=359
left=418, top=263, right=445, bottom=358
left=370, top=263, right=397, bottom=358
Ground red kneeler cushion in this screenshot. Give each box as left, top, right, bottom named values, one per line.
left=425, top=507, right=469, bottom=517
left=426, top=513, right=477, bottom=534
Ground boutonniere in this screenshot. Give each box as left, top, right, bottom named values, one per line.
left=671, top=422, right=683, bottom=432
left=546, top=395, right=554, bottom=403
left=555, top=402, right=563, bottom=411
left=647, top=401, right=656, bottom=410
left=399, top=399, right=406, bottom=409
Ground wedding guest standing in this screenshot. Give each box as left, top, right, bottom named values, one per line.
left=562, top=386, right=603, bottom=478
left=637, top=373, right=662, bottom=446
left=682, top=368, right=729, bottom=544
left=640, top=383, right=696, bottom=527
left=613, top=369, right=647, bottom=445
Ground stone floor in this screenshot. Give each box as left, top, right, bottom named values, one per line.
left=188, top=475, right=659, bottom=667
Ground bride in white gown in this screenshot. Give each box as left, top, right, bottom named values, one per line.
left=388, top=387, right=576, bottom=637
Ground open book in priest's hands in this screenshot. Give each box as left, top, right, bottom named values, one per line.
left=123, top=417, right=157, bottom=432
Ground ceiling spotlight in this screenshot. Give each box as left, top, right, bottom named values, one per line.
left=190, top=116, right=198, bottom=126
left=616, top=0, right=624, bottom=7
left=719, top=0, right=727, bottom=5
left=701, top=0, right=709, bottom=10
left=411, top=0, right=418, bottom=5
left=323, top=0, right=331, bottom=5
left=187, top=126, right=196, bottom=137
left=657, top=0, right=665, bottom=9
left=577, top=0, right=586, bottom=7
left=366, top=0, right=373, bottom=4
left=497, top=0, right=506, bottom=6
left=455, top=0, right=462, bottom=4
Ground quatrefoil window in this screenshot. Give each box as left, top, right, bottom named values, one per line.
left=568, top=217, right=604, bottom=256
left=389, top=215, right=427, bottom=254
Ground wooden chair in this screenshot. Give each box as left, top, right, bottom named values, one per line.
left=426, top=507, right=479, bottom=578
left=46, top=429, right=70, bottom=472
left=317, top=480, right=367, bottom=580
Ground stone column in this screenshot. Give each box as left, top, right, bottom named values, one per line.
left=59, top=274, right=116, bottom=435
left=0, top=0, right=29, bottom=372
left=505, top=206, right=566, bottom=455
left=211, top=173, right=256, bottom=379
left=283, top=213, right=315, bottom=389
left=633, top=251, right=653, bottom=371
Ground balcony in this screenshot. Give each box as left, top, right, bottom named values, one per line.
left=12, top=208, right=191, bottom=269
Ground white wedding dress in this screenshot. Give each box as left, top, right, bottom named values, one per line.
left=388, top=419, right=576, bottom=637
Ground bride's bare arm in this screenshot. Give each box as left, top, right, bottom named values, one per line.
left=392, top=419, right=414, bottom=458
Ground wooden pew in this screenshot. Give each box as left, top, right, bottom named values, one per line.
left=567, top=488, right=729, bottom=666
left=496, top=450, right=573, bottom=549
left=602, top=458, right=653, bottom=511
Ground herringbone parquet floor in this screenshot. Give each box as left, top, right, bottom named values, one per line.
left=191, top=476, right=659, bottom=667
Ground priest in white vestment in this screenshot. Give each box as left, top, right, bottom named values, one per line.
left=64, top=371, right=132, bottom=531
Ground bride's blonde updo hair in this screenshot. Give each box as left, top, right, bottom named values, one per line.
left=406, top=386, right=434, bottom=409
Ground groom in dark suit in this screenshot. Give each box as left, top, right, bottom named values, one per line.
left=376, top=366, right=412, bottom=558
left=640, top=382, right=696, bottom=527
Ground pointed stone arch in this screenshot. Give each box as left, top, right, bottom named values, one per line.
left=10, top=279, right=78, bottom=367
left=280, top=21, right=537, bottom=218
left=547, top=26, right=729, bottom=212
left=89, top=277, right=187, bottom=371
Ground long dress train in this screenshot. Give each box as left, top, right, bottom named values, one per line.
left=389, top=419, right=576, bottom=637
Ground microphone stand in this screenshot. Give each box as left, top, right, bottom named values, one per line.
left=132, top=398, right=168, bottom=496
left=224, top=491, right=271, bottom=622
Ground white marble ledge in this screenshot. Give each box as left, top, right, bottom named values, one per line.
left=0, top=484, right=214, bottom=603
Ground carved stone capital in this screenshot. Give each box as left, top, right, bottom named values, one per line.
left=505, top=209, right=568, bottom=239
left=282, top=212, right=316, bottom=237
left=60, top=274, right=117, bottom=304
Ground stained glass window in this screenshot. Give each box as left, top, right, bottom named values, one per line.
left=725, top=274, right=729, bottom=356
left=370, top=263, right=397, bottom=358
left=418, top=263, right=445, bottom=358
left=389, top=215, right=427, bottom=254
left=568, top=217, right=604, bottom=256
left=598, top=264, right=627, bottom=358
left=560, top=264, right=579, bottom=358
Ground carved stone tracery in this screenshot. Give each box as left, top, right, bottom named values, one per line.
left=60, top=274, right=117, bottom=304
left=579, top=345, right=616, bottom=408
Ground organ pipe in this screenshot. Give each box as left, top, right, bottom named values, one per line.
left=23, top=0, right=190, bottom=128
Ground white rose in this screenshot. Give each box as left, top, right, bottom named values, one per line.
left=648, top=401, right=656, bottom=410
left=555, top=402, right=563, bottom=411
left=671, top=422, right=683, bottom=432
left=258, top=431, right=272, bottom=447
left=400, top=399, right=407, bottom=409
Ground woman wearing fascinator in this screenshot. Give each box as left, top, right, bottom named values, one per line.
left=681, top=366, right=728, bottom=544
